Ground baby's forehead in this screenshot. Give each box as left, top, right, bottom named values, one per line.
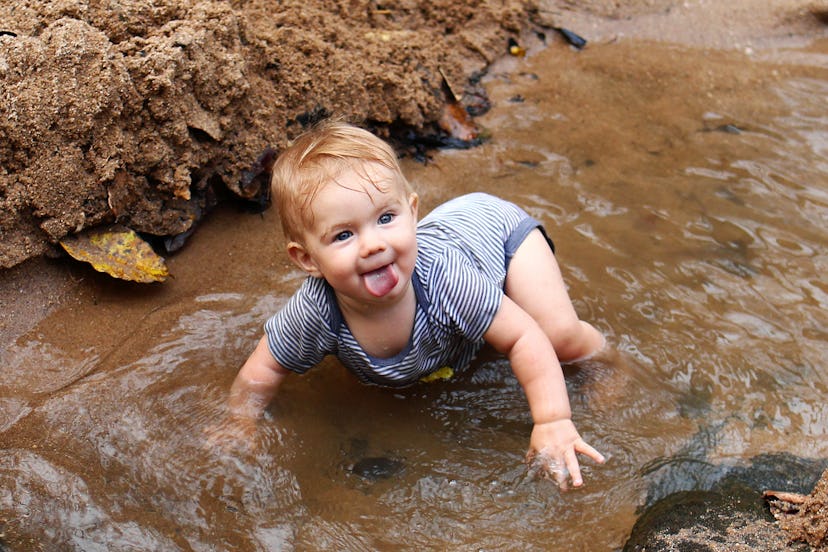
left=298, top=160, right=406, bottom=226
left=320, top=159, right=405, bottom=195
left=337, top=158, right=398, bottom=182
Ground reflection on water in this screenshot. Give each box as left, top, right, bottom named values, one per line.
left=2, top=38, right=827, bottom=550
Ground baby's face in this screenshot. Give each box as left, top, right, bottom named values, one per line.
left=288, top=161, right=419, bottom=306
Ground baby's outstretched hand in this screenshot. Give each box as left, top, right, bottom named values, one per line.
left=525, top=419, right=605, bottom=489
left=203, top=414, right=259, bottom=452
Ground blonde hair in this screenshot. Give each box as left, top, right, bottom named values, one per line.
left=271, top=120, right=412, bottom=241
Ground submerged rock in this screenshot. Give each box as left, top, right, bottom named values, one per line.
left=350, top=456, right=405, bottom=482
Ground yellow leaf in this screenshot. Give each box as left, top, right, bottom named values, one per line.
left=420, top=366, right=455, bottom=383
left=60, top=225, right=169, bottom=283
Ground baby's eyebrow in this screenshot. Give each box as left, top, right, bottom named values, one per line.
left=319, top=221, right=349, bottom=239
left=378, top=193, right=406, bottom=208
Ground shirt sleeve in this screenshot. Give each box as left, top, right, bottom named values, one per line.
left=426, top=250, right=504, bottom=342
left=263, top=280, right=336, bottom=374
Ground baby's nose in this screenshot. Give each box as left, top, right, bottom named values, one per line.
left=360, top=230, right=386, bottom=256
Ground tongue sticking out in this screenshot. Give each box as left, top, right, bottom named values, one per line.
left=363, top=265, right=399, bottom=297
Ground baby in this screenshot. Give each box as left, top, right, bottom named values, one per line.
left=221, top=121, right=606, bottom=488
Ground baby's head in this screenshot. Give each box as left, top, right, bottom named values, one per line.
left=271, top=121, right=414, bottom=242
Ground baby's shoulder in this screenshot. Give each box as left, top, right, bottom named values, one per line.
left=285, top=277, right=337, bottom=317
left=420, top=192, right=500, bottom=222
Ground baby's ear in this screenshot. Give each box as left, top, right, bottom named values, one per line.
left=287, top=242, right=321, bottom=277
left=408, top=192, right=419, bottom=217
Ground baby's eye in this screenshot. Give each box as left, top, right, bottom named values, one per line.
left=333, top=230, right=353, bottom=242
left=378, top=212, right=394, bottom=225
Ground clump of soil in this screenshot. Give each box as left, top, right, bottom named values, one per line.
left=0, top=0, right=536, bottom=268
left=767, top=470, right=828, bottom=550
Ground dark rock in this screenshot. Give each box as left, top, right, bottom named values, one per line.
left=350, top=456, right=405, bottom=482
left=626, top=453, right=828, bottom=551
left=624, top=484, right=808, bottom=551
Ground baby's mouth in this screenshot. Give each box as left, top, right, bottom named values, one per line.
left=362, top=264, right=399, bottom=297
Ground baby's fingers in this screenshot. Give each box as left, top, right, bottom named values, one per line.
left=564, top=449, right=583, bottom=488
left=565, top=439, right=606, bottom=487
left=202, top=417, right=258, bottom=452
left=526, top=451, right=571, bottom=490
left=575, top=438, right=606, bottom=465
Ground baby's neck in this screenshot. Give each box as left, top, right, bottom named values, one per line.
left=336, top=283, right=416, bottom=359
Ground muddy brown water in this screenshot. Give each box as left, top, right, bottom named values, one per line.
left=2, top=36, right=827, bottom=550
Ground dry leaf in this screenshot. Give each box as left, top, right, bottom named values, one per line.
left=438, top=102, right=479, bottom=142
left=437, top=67, right=480, bottom=142
left=60, top=225, right=169, bottom=283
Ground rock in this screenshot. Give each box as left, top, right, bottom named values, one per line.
left=626, top=453, right=828, bottom=551
left=350, top=456, right=405, bottom=482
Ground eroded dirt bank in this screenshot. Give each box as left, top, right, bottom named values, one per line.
left=4, top=0, right=822, bottom=271
left=1, top=0, right=537, bottom=269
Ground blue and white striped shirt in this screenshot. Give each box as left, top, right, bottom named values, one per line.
left=264, top=193, right=550, bottom=387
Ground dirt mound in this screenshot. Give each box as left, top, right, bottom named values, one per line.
left=768, top=470, right=828, bottom=550
left=0, top=0, right=533, bottom=268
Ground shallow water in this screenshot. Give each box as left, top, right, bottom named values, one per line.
left=2, top=37, right=827, bottom=550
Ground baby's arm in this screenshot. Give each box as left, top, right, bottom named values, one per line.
left=484, top=296, right=604, bottom=487
left=228, top=336, right=290, bottom=419
left=206, top=336, right=289, bottom=446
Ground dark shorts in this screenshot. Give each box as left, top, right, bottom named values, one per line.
left=504, top=214, right=556, bottom=273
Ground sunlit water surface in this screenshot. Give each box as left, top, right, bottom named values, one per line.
left=1, top=38, right=827, bottom=550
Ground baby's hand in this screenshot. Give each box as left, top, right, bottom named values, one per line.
left=203, top=414, right=259, bottom=452
left=525, top=419, right=605, bottom=489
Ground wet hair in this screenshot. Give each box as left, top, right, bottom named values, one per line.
left=271, top=120, right=413, bottom=242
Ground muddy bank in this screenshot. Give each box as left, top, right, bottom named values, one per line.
left=0, top=0, right=536, bottom=269
left=625, top=454, right=828, bottom=551
left=4, top=0, right=823, bottom=271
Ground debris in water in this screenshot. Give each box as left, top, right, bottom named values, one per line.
left=438, top=67, right=461, bottom=103
left=764, top=489, right=807, bottom=506
left=555, top=27, right=587, bottom=50
left=700, top=123, right=745, bottom=135
left=438, top=102, right=479, bottom=142
left=163, top=226, right=197, bottom=254
left=508, top=37, right=526, bottom=57
left=420, top=365, right=454, bottom=383
left=238, top=146, right=277, bottom=211
left=764, top=470, right=828, bottom=550
left=163, top=172, right=218, bottom=253
left=714, top=124, right=743, bottom=134
left=438, top=68, right=480, bottom=142
left=60, top=225, right=169, bottom=283
left=459, top=70, right=492, bottom=117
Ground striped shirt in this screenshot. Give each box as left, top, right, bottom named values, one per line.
left=264, top=193, right=552, bottom=387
